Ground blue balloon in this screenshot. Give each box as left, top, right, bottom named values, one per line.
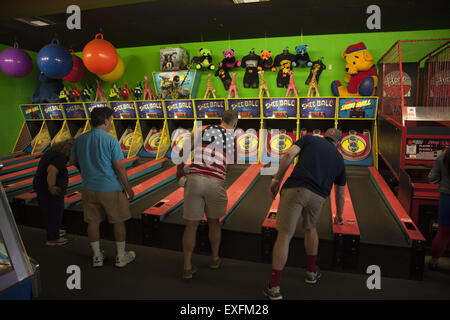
left=37, top=39, right=73, bottom=79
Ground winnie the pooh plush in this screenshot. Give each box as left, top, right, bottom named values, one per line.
left=331, top=42, right=377, bottom=96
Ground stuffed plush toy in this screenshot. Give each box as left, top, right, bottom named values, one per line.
left=134, top=82, right=143, bottom=100
left=274, top=49, right=297, bottom=88
left=305, top=59, right=326, bottom=85
left=30, top=72, right=64, bottom=104
left=215, top=66, right=232, bottom=90
left=109, top=83, right=121, bottom=100
left=241, top=50, right=260, bottom=88
left=81, top=85, right=94, bottom=101
left=59, top=86, right=71, bottom=102
left=294, top=45, right=313, bottom=68
left=70, top=85, right=82, bottom=101
left=191, top=48, right=215, bottom=71
left=120, top=83, right=132, bottom=101
left=219, top=49, right=241, bottom=70
left=331, top=42, right=378, bottom=97
left=258, top=50, right=276, bottom=72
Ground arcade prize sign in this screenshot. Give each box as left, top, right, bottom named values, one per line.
left=227, top=99, right=261, bottom=118
left=110, top=102, right=137, bottom=119
left=299, top=98, right=336, bottom=118
left=263, top=98, right=297, bottom=118
left=194, top=99, right=226, bottom=118
left=164, top=100, right=195, bottom=118
left=21, top=105, right=43, bottom=120
left=338, top=98, right=377, bottom=119
left=136, top=101, right=164, bottom=119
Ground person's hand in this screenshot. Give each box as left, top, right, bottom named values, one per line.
left=176, top=165, right=186, bottom=181
left=334, top=214, right=344, bottom=225
left=125, top=187, right=135, bottom=200
left=48, top=185, right=61, bottom=196
left=269, top=179, right=280, bottom=200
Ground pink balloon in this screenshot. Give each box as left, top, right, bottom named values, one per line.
left=63, top=52, right=86, bottom=82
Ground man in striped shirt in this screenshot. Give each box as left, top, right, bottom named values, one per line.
left=176, top=110, right=238, bottom=280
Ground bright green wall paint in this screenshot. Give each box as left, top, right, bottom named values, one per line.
left=91, top=29, right=449, bottom=101
left=1, top=28, right=449, bottom=156
left=0, top=44, right=39, bottom=157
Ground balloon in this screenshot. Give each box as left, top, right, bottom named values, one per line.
left=0, top=42, right=33, bottom=78
left=98, top=56, right=124, bottom=82
left=63, top=50, right=86, bottom=82
left=82, top=33, right=118, bottom=75
left=37, top=39, right=73, bottom=79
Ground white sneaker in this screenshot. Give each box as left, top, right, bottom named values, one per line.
left=115, top=251, right=136, bottom=268
left=93, top=252, right=106, bottom=268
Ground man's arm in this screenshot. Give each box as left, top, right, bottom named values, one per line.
left=269, top=145, right=300, bottom=199
left=112, top=160, right=134, bottom=200
left=334, top=184, right=346, bottom=224
left=47, top=165, right=61, bottom=196
left=177, top=128, right=204, bottom=180
left=428, top=158, right=441, bottom=184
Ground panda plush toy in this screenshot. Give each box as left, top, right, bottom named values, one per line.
left=219, top=49, right=241, bottom=70
left=191, top=48, right=215, bottom=71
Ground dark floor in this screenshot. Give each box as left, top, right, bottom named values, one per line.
left=18, top=226, right=450, bottom=300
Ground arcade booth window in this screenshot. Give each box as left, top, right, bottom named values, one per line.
left=377, top=39, right=450, bottom=245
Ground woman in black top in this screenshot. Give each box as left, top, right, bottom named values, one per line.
left=33, top=139, right=74, bottom=246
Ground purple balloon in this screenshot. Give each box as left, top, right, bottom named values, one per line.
left=0, top=43, right=33, bottom=78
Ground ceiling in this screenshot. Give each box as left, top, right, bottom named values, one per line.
left=1, top=0, right=449, bottom=52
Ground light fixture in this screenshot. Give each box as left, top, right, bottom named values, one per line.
left=233, top=0, right=270, bottom=4
left=15, top=17, right=55, bottom=27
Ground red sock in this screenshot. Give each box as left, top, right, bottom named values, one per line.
left=269, top=269, right=282, bottom=288
left=307, top=255, right=317, bottom=273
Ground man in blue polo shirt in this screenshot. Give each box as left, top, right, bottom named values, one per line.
left=71, top=107, right=136, bottom=268
left=264, top=128, right=346, bottom=300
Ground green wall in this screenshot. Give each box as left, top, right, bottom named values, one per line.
left=0, top=44, right=38, bottom=157
left=1, top=28, right=449, bottom=156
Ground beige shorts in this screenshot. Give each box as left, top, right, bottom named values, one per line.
left=183, top=174, right=227, bottom=221
left=81, top=189, right=131, bottom=224
left=276, top=187, right=325, bottom=236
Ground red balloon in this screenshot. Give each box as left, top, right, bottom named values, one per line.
left=82, top=33, right=118, bottom=75
left=63, top=52, right=86, bottom=82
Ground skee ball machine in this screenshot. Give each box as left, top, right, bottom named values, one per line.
left=137, top=100, right=169, bottom=159
left=377, top=39, right=450, bottom=246
left=260, top=97, right=298, bottom=164
left=337, top=97, right=378, bottom=167
left=84, top=102, right=118, bottom=139
left=40, top=103, right=72, bottom=148
left=61, top=102, right=89, bottom=141
left=227, top=98, right=262, bottom=164
left=13, top=105, right=50, bottom=155
left=110, top=101, right=143, bottom=158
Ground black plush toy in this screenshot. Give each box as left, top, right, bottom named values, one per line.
left=274, top=48, right=297, bottom=88
left=241, top=49, right=260, bottom=88
left=305, top=59, right=326, bottom=85
left=215, top=67, right=232, bottom=90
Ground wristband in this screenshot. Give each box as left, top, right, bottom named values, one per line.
left=272, top=178, right=280, bottom=183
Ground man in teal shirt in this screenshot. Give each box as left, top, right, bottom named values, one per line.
left=71, top=107, right=136, bottom=268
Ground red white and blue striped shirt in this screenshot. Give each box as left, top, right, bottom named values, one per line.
left=189, top=125, right=235, bottom=181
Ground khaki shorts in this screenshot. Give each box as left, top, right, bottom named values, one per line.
left=183, top=174, right=227, bottom=221
left=276, top=187, right=325, bottom=236
left=81, top=189, right=131, bottom=224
